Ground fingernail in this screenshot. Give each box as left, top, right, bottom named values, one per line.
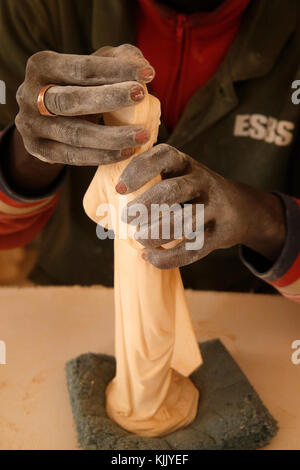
left=130, top=86, right=145, bottom=102
left=121, top=148, right=135, bottom=157
left=135, top=129, right=150, bottom=144
left=138, top=66, right=155, bottom=82
left=116, top=181, right=127, bottom=194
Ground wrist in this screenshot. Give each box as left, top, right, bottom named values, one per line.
left=2, top=127, right=65, bottom=198
left=240, top=186, right=286, bottom=262
left=240, top=193, right=300, bottom=286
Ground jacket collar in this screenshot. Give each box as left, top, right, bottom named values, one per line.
left=229, top=0, right=297, bottom=81
left=90, top=0, right=297, bottom=146
left=169, top=0, right=298, bottom=146
left=91, top=0, right=297, bottom=81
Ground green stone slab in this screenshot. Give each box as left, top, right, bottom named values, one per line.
left=66, top=339, right=278, bottom=450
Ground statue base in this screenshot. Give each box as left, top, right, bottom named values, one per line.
left=65, top=339, right=278, bottom=450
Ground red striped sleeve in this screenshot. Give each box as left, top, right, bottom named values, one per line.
left=0, top=126, right=63, bottom=249
left=268, top=199, right=300, bottom=301
left=0, top=190, right=60, bottom=249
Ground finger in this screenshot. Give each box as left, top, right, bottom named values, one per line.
left=27, top=51, right=155, bottom=85
left=116, top=144, right=189, bottom=194
left=26, top=138, right=135, bottom=166
left=29, top=117, right=150, bottom=150
left=94, top=44, right=145, bottom=60
left=92, top=45, right=155, bottom=82
left=143, top=230, right=217, bottom=269
left=135, top=206, right=184, bottom=248
left=93, top=46, right=116, bottom=57
left=44, top=81, right=146, bottom=116
left=123, top=174, right=204, bottom=225
left=136, top=202, right=210, bottom=249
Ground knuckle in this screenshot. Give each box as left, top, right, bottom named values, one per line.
left=117, top=44, right=144, bottom=57
left=158, top=144, right=186, bottom=169
left=154, top=143, right=174, bottom=164
left=27, top=138, right=59, bottom=164
left=16, top=83, right=37, bottom=113
left=68, top=59, right=85, bottom=81
left=52, top=90, right=71, bottom=114
left=29, top=50, right=52, bottom=64
left=114, top=44, right=128, bottom=55
left=156, top=143, right=172, bottom=154
left=69, top=56, right=94, bottom=81
left=16, top=84, right=25, bottom=107
left=176, top=151, right=188, bottom=168
left=15, top=113, right=32, bottom=135
left=27, top=51, right=42, bottom=69
left=64, top=150, right=78, bottom=165
left=63, top=150, right=74, bottom=164
left=24, top=137, right=42, bottom=159
left=95, top=45, right=114, bottom=57
left=23, top=139, right=34, bottom=156
left=14, top=112, right=23, bottom=131
left=67, top=124, right=84, bottom=147
left=169, top=178, right=184, bottom=195
left=26, top=50, right=53, bottom=75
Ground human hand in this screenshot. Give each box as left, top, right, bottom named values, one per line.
left=15, top=44, right=154, bottom=166
left=116, top=144, right=286, bottom=269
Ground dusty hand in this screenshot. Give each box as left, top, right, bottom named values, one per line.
left=15, top=44, right=155, bottom=166
left=116, top=144, right=286, bottom=269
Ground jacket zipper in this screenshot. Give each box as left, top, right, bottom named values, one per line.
left=164, top=13, right=188, bottom=130
left=176, top=13, right=187, bottom=41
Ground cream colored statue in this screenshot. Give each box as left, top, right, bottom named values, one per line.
left=83, top=86, right=202, bottom=437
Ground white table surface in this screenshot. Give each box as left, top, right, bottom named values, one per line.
left=0, top=287, right=299, bottom=450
